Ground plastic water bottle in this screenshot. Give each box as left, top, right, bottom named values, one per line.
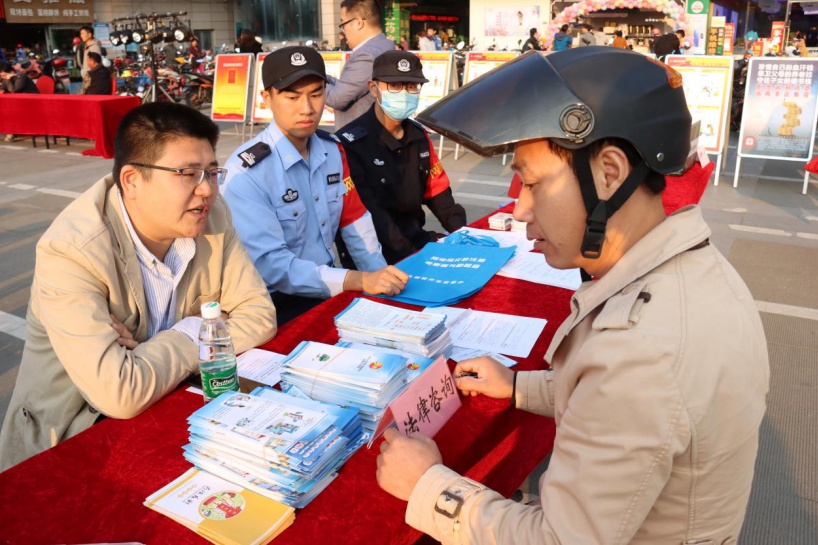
left=198, top=302, right=239, bottom=403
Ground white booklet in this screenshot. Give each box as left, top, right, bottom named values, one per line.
left=335, top=298, right=447, bottom=342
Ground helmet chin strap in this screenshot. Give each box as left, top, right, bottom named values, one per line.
left=573, top=146, right=651, bottom=259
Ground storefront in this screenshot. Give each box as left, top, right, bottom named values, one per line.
left=1, top=0, right=93, bottom=56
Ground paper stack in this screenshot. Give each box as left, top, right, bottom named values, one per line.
left=334, top=298, right=452, bottom=358
left=182, top=388, right=366, bottom=509
left=280, top=340, right=409, bottom=431
left=145, top=467, right=295, bottom=545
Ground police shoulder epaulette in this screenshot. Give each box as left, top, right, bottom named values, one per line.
left=314, top=128, right=340, bottom=143
left=335, top=126, right=368, bottom=144
left=237, top=141, right=272, bottom=169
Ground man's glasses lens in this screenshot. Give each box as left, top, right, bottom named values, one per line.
left=339, top=17, right=356, bottom=29
left=386, top=82, right=422, bottom=94
left=180, top=168, right=227, bottom=186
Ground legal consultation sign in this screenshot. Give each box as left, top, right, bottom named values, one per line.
left=738, top=57, right=818, bottom=161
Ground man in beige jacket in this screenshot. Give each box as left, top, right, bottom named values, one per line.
left=377, top=48, right=770, bottom=543
left=0, top=102, right=276, bottom=471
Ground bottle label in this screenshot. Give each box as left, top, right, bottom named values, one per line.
left=201, top=360, right=239, bottom=402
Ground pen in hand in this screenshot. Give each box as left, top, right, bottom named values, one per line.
left=458, top=371, right=479, bottom=378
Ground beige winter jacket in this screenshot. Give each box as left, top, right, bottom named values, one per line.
left=407, top=205, right=770, bottom=544
left=0, top=176, right=276, bottom=470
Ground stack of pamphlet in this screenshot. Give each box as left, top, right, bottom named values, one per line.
left=280, top=340, right=408, bottom=431
left=334, top=298, right=452, bottom=358
left=145, top=467, right=295, bottom=545
left=182, top=388, right=366, bottom=509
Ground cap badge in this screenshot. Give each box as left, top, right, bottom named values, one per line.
left=397, top=59, right=411, bottom=72
left=559, top=104, right=594, bottom=140
left=291, top=52, right=307, bottom=66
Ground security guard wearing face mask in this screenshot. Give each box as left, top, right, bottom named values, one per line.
left=335, top=50, right=466, bottom=265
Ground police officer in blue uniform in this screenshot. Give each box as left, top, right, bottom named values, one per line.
left=223, top=46, right=408, bottom=324
left=336, top=50, right=466, bottom=265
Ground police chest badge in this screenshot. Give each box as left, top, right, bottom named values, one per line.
left=373, top=159, right=385, bottom=166
left=327, top=173, right=341, bottom=184
left=282, top=188, right=299, bottom=203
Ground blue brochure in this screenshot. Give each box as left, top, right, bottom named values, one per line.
left=382, top=242, right=516, bottom=307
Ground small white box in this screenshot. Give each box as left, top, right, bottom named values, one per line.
left=510, top=219, right=527, bottom=232
left=488, top=212, right=513, bottom=231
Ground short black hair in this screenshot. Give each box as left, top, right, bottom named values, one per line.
left=80, top=25, right=94, bottom=36
left=0, top=62, right=13, bottom=74
left=547, top=139, right=666, bottom=195
left=87, top=51, right=102, bottom=64
left=530, top=28, right=538, bottom=38
left=560, top=24, right=569, bottom=33
left=582, top=24, right=593, bottom=31
left=112, top=102, right=220, bottom=191
left=340, top=0, right=381, bottom=25
left=675, top=29, right=686, bottom=38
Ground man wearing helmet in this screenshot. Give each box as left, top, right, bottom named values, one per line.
left=376, top=48, right=769, bottom=543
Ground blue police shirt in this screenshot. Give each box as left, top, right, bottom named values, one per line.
left=223, top=122, right=386, bottom=299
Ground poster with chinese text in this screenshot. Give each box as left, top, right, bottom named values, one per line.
left=485, top=6, right=540, bottom=38
left=738, top=58, right=818, bottom=161
left=412, top=51, right=453, bottom=114
left=463, top=51, right=518, bottom=85
left=319, top=52, right=350, bottom=126
left=211, top=54, right=253, bottom=122
left=251, top=53, right=271, bottom=123
left=666, top=55, right=733, bottom=154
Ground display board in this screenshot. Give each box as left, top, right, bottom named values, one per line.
left=251, top=52, right=271, bottom=123
left=735, top=57, right=818, bottom=194
left=666, top=55, right=733, bottom=154
left=412, top=51, right=454, bottom=114
left=211, top=54, right=254, bottom=122
left=319, top=52, right=350, bottom=127
left=463, top=51, right=518, bottom=84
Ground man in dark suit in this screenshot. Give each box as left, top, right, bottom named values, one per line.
left=83, top=52, right=113, bottom=95
left=325, top=0, right=396, bottom=130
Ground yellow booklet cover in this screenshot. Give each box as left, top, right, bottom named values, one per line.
left=145, top=468, right=295, bottom=545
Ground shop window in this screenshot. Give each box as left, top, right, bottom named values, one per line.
left=240, top=0, right=319, bottom=43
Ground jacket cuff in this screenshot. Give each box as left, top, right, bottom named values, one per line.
left=405, top=464, right=466, bottom=541
left=516, top=370, right=555, bottom=416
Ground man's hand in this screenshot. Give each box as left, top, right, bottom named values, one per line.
left=110, top=313, right=139, bottom=350
left=376, top=428, right=442, bottom=501
left=344, top=266, right=409, bottom=296
left=454, top=356, right=515, bottom=399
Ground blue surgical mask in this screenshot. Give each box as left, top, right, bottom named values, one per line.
left=378, top=90, right=420, bottom=121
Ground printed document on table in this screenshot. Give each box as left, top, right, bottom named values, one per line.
left=497, top=251, right=582, bottom=290
left=237, top=349, right=285, bottom=386
left=424, top=307, right=547, bottom=359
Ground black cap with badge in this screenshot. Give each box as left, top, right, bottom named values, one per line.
left=372, top=50, right=429, bottom=84
left=262, top=45, right=327, bottom=91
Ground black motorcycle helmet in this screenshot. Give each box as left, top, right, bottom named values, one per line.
left=416, top=47, right=692, bottom=258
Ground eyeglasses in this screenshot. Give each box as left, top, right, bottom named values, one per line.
left=339, top=17, right=360, bottom=29
left=382, top=81, right=422, bottom=94
left=129, top=163, right=228, bottom=187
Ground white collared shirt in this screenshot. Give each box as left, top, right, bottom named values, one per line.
left=118, top=192, right=200, bottom=341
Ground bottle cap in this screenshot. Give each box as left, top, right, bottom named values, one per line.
left=201, top=301, right=222, bottom=319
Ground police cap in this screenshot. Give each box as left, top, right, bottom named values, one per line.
left=372, top=50, right=429, bottom=84
left=262, top=46, right=326, bottom=91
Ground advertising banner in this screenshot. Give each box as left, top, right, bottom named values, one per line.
left=666, top=55, right=733, bottom=154
left=685, top=0, right=710, bottom=56
left=319, top=52, right=349, bottom=126
left=724, top=23, right=735, bottom=55
left=251, top=53, right=271, bottom=123
left=412, top=51, right=453, bottom=114
left=771, top=21, right=786, bottom=54
left=485, top=6, right=541, bottom=38
left=738, top=58, right=818, bottom=161
left=212, top=54, right=253, bottom=122
left=3, top=0, right=93, bottom=23
left=463, top=51, right=518, bottom=85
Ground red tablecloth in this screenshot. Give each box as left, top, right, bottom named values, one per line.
left=0, top=94, right=141, bottom=158
left=0, top=211, right=572, bottom=545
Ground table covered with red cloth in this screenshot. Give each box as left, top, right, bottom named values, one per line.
left=0, top=211, right=572, bottom=545
left=0, top=94, right=141, bottom=158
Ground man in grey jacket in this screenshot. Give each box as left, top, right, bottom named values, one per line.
left=79, top=25, right=102, bottom=78
left=325, top=0, right=396, bottom=130
left=376, top=48, right=769, bottom=544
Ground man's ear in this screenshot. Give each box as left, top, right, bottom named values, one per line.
left=591, top=145, right=632, bottom=201
left=367, top=80, right=379, bottom=99
left=119, top=165, right=143, bottom=199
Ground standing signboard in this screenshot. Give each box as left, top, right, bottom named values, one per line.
left=686, top=0, right=710, bottom=56
left=666, top=55, right=733, bottom=184
left=211, top=54, right=254, bottom=123
left=735, top=57, right=818, bottom=194
left=412, top=51, right=455, bottom=158
left=319, top=52, right=350, bottom=127
left=724, top=23, right=735, bottom=55
left=251, top=52, right=271, bottom=124
left=771, top=21, right=786, bottom=54
left=456, top=51, right=518, bottom=161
